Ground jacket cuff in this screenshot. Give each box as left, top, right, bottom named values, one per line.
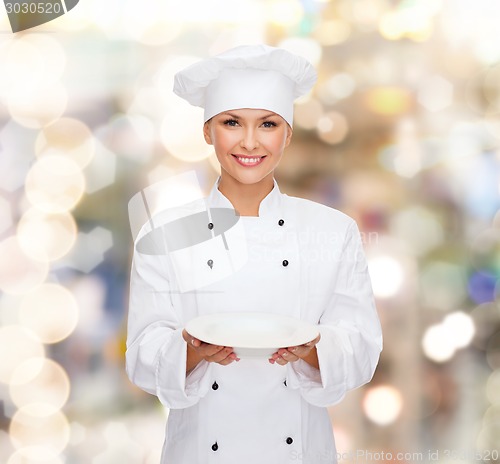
left=286, top=326, right=348, bottom=407
left=156, top=328, right=212, bottom=409
left=287, top=358, right=322, bottom=387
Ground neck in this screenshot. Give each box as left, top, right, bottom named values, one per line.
left=218, top=173, right=275, bottom=217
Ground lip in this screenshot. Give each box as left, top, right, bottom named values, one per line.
left=231, top=154, right=266, bottom=167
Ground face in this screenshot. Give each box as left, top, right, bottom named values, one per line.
left=203, top=108, right=292, bottom=186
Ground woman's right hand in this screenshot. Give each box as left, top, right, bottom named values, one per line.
left=182, top=329, right=240, bottom=368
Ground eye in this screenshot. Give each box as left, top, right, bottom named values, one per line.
left=223, top=119, right=239, bottom=127
left=262, top=121, right=277, bottom=128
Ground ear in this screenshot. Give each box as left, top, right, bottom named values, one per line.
left=203, top=121, right=213, bottom=145
left=284, top=124, right=293, bottom=148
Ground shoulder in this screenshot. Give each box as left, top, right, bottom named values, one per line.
left=134, top=197, right=206, bottom=243
left=282, top=193, right=355, bottom=231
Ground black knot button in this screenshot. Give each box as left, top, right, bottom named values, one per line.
left=208, top=222, right=214, bottom=230
left=212, top=442, right=218, bottom=451
left=283, top=379, right=287, bottom=387
left=286, top=437, right=293, bottom=445
left=278, top=219, right=284, bottom=226
left=282, top=260, right=289, bottom=267
left=212, top=381, right=219, bottom=391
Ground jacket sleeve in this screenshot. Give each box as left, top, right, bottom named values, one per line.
left=125, top=244, right=214, bottom=409
left=286, top=220, right=383, bottom=407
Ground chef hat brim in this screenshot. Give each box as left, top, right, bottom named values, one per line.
left=173, top=44, right=317, bottom=127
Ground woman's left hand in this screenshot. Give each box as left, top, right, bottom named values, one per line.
left=268, top=333, right=321, bottom=366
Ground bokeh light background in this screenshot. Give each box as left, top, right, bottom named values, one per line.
left=0, top=0, right=500, bottom=462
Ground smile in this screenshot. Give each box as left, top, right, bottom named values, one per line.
left=232, top=155, right=266, bottom=167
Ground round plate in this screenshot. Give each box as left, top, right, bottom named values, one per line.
left=185, top=312, right=319, bottom=358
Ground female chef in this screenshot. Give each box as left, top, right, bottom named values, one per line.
left=126, top=44, right=383, bottom=464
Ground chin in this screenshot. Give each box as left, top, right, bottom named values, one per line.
left=237, top=170, right=274, bottom=183
left=234, top=176, right=265, bottom=185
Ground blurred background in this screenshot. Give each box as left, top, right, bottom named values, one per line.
left=0, top=0, right=499, bottom=462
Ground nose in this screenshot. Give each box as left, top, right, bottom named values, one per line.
left=240, top=127, right=259, bottom=151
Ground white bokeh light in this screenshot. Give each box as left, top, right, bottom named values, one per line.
left=160, top=101, right=213, bottom=163
left=9, top=358, right=71, bottom=411
left=422, top=324, right=456, bottom=362
left=0, top=237, right=49, bottom=295
left=318, top=73, right=356, bottom=105
left=19, top=283, right=79, bottom=344
left=486, top=369, right=500, bottom=405
left=294, top=98, right=324, bottom=130
left=442, top=311, right=475, bottom=349
left=9, top=404, right=70, bottom=460
left=423, top=311, right=476, bottom=363
left=278, top=37, right=322, bottom=67
left=367, top=255, right=404, bottom=298
left=0, top=326, right=45, bottom=384
left=7, top=83, right=67, bottom=129
left=25, top=156, right=85, bottom=214
left=35, top=117, right=96, bottom=169
left=17, top=209, right=78, bottom=263
left=316, top=111, right=349, bottom=145
left=418, top=75, right=454, bottom=112
left=363, top=385, right=403, bottom=425
left=265, top=0, right=304, bottom=28
left=0, top=34, right=65, bottom=100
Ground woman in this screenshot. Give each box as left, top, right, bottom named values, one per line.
left=126, top=44, right=382, bottom=464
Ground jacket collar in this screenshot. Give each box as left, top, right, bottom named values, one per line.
left=206, top=176, right=283, bottom=218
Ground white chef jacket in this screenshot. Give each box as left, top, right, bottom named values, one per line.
left=126, top=176, right=383, bottom=464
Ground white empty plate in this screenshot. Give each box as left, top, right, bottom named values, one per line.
left=185, top=312, right=319, bottom=358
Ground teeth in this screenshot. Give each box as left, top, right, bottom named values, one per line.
left=237, top=157, right=262, bottom=164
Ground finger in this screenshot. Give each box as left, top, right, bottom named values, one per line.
left=182, top=329, right=190, bottom=343
left=288, top=346, right=306, bottom=355
left=218, top=358, right=234, bottom=366
left=305, top=334, right=321, bottom=347
left=218, top=351, right=240, bottom=365
left=271, top=350, right=298, bottom=363
left=218, top=353, right=239, bottom=365
left=275, top=350, right=289, bottom=365
left=281, top=350, right=299, bottom=363
left=288, top=346, right=308, bottom=358
left=275, top=356, right=288, bottom=366
left=269, top=351, right=282, bottom=363
left=206, top=347, right=234, bottom=363
left=278, top=348, right=295, bottom=358
left=198, top=343, right=225, bottom=358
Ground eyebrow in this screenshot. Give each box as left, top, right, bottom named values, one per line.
left=221, top=111, right=277, bottom=120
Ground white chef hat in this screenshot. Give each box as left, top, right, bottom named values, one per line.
left=173, top=44, right=317, bottom=127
